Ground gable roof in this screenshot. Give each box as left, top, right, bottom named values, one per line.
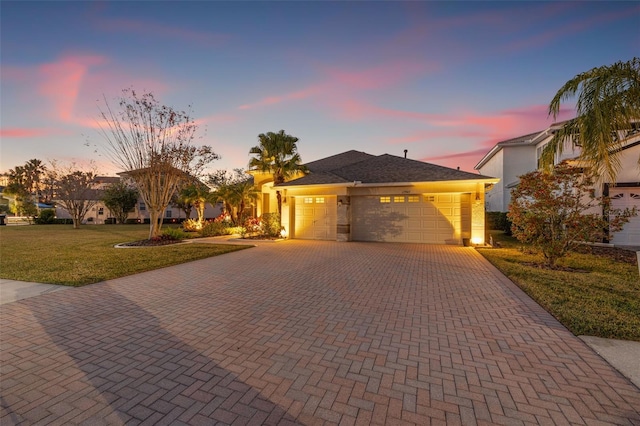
left=279, top=151, right=493, bottom=187
left=305, top=150, right=375, bottom=173
left=474, top=130, right=545, bottom=170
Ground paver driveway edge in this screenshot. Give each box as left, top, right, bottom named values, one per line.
left=1, top=241, right=639, bottom=425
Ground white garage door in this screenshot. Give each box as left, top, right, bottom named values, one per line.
left=610, top=188, right=640, bottom=245
left=294, top=196, right=337, bottom=240
left=352, top=194, right=464, bottom=244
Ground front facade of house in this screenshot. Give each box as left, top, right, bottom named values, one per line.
left=250, top=151, right=499, bottom=245
left=475, top=124, right=640, bottom=245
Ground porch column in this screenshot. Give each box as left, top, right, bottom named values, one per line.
left=471, top=191, right=485, bottom=245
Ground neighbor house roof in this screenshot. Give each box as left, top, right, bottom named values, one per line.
left=278, top=151, right=494, bottom=187
left=474, top=130, right=544, bottom=170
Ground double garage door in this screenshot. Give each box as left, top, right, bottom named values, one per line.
left=610, top=188, right=640, bottom=245
left=352, top=194, right=467, bottom=244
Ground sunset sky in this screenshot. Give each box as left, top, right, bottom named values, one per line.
left=1, top=1, right=638, bottom=176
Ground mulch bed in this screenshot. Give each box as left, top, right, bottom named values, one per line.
left=575, top=245, right=638, bottom=265
left=118, top=239, right=184, bottom=247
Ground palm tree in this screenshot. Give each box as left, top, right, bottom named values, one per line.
left=248, top=130, right=307, bottom=223
left=179, top=182, right=212, bottom=225
left=232, top=178, right=258, bottom=224
left=209, top=169, right=258, bottom=225
left=542, top=58, right=640, bottom=182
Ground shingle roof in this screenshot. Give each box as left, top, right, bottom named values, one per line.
left=494, top=131, right=542, bottom=147
left=279, top=151, right=491, bottom=187
left=305, top=150, right=375, bottom=173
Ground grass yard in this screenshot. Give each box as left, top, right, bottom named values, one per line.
left=0, top=225, right=251, bottom=286
left=478, top=231, right=640, bottom=341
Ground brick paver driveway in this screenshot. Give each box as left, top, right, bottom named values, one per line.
left=1, top=241, right=639, bottom=425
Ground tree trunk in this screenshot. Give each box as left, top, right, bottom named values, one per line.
left=72, top=216, right=80, bottom=229
left=196, top=201, right=205, bottom=224
left=149, top=210, right=162, bottom=239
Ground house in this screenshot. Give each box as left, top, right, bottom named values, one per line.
left=250, top=151, right=499, bottom=245
left=54, top=176, right=222, bottom=224
left=475, top=124, right=640, bottom=245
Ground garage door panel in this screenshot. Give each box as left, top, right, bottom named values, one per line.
left=352, top=194, right=462, bottom=244
left=294, top=196, right=337, bottom=240
left=610, top=189, right=640, bottom=245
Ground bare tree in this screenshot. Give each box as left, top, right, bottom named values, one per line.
left=52, top=163, right=99, bottom=229
left=97, top=89, right=219, bottom=239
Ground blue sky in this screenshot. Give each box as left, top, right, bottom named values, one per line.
left=1, top=1, right=638, bottom=176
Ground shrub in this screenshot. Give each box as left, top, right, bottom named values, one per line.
left=35, top=209, right=56, bottom=224
left=242, top=217, right=261, bottom=234
left=508, top=162, right=635, bottom=267
left=53, top=218, right=74, bottom=225
left=182, top=218, right=202, bottom=232
left=260, top=213, right=281, bottom=237
left=161, top=227, right=189, bottom=241
left=225, top=226, right=243, bottom=235
left=200, top=220, right=227, bottom=237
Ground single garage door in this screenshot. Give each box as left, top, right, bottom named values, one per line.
left=610, top=188, right=640, bottom=245
left=352, top=194, right=465, bottom=244
left=294, top=196, right=337, bottom=240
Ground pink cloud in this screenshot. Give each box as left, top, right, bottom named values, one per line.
left=237, top=59, right=439, bottom=112
left=387, top=103, right=577, bottom=171
left=94, top=17, right=229, bottom=46
left=323, top=60, right=436, bottom=91
left=197, top=113, right=240, bottom=126
left=0, top=127, right=71, bottom=138
left=505, top=5, right=640, bottom=52
left=38, top=55, right=107, bottom=122
left=21, top=53, right=169, bottom=130
left=420, top=149, right=490, bottom=173
left=238, top=85, right=325, bottom=110
left=387, top=129, right=489, bottom=145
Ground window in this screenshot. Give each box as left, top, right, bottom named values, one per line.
left=379, top=196, right=391, bottom=203
left=98, top=207, right=104, bottom=216
left=611, top=193, right=624, bottom=199
left=315, top=197, right=325, bottom=203
left=631, top=193, right=640, bottom=200
left=408, top=196, right=419, bottom=203
left=165, top=210, right=172, bottom=218
left=304, top=197, right=313, bottom=203
left=393, top=196, right=405, bottom=203
left=424, top=195, right=435, bottom=202
left=139, top=202, right=146, bottom=211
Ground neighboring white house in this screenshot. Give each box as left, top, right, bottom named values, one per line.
left=55, top=176, right=222, bottom=225
left=475, top=123, right=640, bottom=245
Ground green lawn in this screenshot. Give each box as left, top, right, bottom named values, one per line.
left=0, top=225, right=251, bottom=286
left=478, top=231, right=640, bottom=341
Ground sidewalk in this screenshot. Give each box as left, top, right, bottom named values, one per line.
left=0, top=278, right=71, bottom=304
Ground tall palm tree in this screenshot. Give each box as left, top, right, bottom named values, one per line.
left=248, top=130, right=307, bottom=223
left=542, top=58, right=640, bottom=182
